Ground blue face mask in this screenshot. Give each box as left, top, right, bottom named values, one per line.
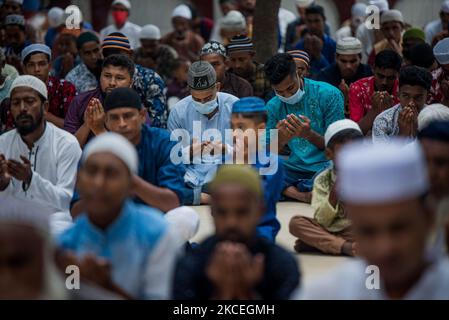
left=193, top=98, right=218, bottom=115
left=276, top=77, right=305, bottom=105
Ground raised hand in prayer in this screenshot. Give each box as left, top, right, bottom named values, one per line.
left=371, top=91, right=393, bottom=114
left=276, top=119, right=294, bottom=142
left=0, top=154, right=11, bottom=190
left=285, top=114, right=312, bottom=139
left=232, top=244, right=264, bottom=300
left=86, top=98, right=106, bottom=136
left=398, top=104, right=418, bottom=137
left=6, top=156, right=32, bottom=185
left=207, top=242, right=264, bottom=300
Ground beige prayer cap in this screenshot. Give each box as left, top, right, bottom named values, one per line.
left=381, top=9, right=404, bottom=25
left=336, top=37, right=363, bottom=55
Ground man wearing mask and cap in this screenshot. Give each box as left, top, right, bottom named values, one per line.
left=161, top=4, right=204, bottom=62
left=100, top=0, right=141, bottom=50
left=316, top=37, right=372, bottom=115
left=356, top=0, right=389, bottom=64
left=65, top=32, right=103, bottom=94
left=0, top=75, right=82, bottom=236
left=368, top=9, right=405, bottom=66
left=335, top=3, right=367, bottom=42
left=70, top=87, right=200, bottom=245
left=134, top=24, right=178, bottom=82
left=264, top=53, right=344, bottom=203
left=298, top=140, right=449, bottom=299
left=428, top=38, right=449, bottom=105
left=168, top=61, right=239, bottom=205
left=200, top=40, right=253, bottom=98
left=58, top=132, right=181, bottom=299
left=373, top=66, right=432, bottom=144
left=425, top=0, right=449, bottom=45
left=173, top=165, right=300, bottom=300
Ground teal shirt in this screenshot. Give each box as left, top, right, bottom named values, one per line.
left=266, top=78, right=344, bottom=173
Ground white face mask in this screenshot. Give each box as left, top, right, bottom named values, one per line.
left=193, top=98, right=218, bottom=115
left=276, top=76, right=305, bottom=105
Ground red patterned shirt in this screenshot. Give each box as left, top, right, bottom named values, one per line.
left=349, top=76, right=399, bottom=123
left=428, top=67, right=445, bottom=105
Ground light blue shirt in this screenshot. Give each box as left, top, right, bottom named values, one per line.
left=58, top=200, right=180, bottom=299
left=266, top=78, right=344, bottom=174
left=168, top=92, right=239, bottom=202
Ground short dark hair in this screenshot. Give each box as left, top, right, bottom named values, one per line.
left=23, top=52, right=50, bottom=66
left=233, top=112, right=267, bottom=125
left=264, top=53, right=297, bottom=85
left=102, top=54, right=135, bottom=78
left=305, top=5, right=325, bottom=20
left=399, top=66, right=432, bottom=91
left=327, top=129, right=363, bottom=150
left=374, top=49, right=402, bottom=71
left=409, top=43, right=435, bottom=69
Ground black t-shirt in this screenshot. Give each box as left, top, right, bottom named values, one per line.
left=173, top=236, right=301, bottom=300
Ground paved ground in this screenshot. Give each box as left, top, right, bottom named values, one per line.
left=189, top=202, right=350, bottom=283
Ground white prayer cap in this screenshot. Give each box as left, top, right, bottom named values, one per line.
left=338, top=139, right=429, bottom=204
left=112, top=0, right=131, bottom=10
left=433, top=38, right=449, bottom=65
left=336, top=37, right=362, bottom=55
left=441, top=0, right=449, bottom=14
left=21, top=43, right=52, bottom=63
left=324, top=119, right=362, bottom=147
left=352, top=3, right=367, bottom=18
left=140, top=24, right=161, bottom=40
left=381, top=9, right=404, bottom=25
left=0, top=210, right=49, bottom=234
left=296, top=0, right=314, bottom=8
left=418, top=104, right=449, bottom=131
left=10, top=75, right=48, bottom=100
left=83, top=132, right=138, bottom=174
left=369, top=0, right=389, bottom=12
left=7, top=0, right=24, bottom=4
left=47, top=7, right=64, bottom=28
left=172, top=4, right=192, bottom=20
left=220, top=10, right=246, bottom=31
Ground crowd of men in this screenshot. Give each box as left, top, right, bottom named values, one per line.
left=0, top=0, right=449, bottom=300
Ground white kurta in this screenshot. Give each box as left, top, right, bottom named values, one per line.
left=100, top=21, right=142, bottom=49
left=296, top=257, right=449, bottom=300
left=0, top=122, right=82, bottom=236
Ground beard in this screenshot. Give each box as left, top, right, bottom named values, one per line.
left=13, top=108, right=44, bottom=136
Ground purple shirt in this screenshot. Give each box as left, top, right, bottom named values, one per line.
left=63, top=87, right=152, bottom=135
left=63, top=88, right=103, bottom=134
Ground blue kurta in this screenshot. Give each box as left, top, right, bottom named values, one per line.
left=168, top=92, right=239, bottom=204
left=71, top=124, right=188, bottom=207
left=58, top=200, right=179, bottom=299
